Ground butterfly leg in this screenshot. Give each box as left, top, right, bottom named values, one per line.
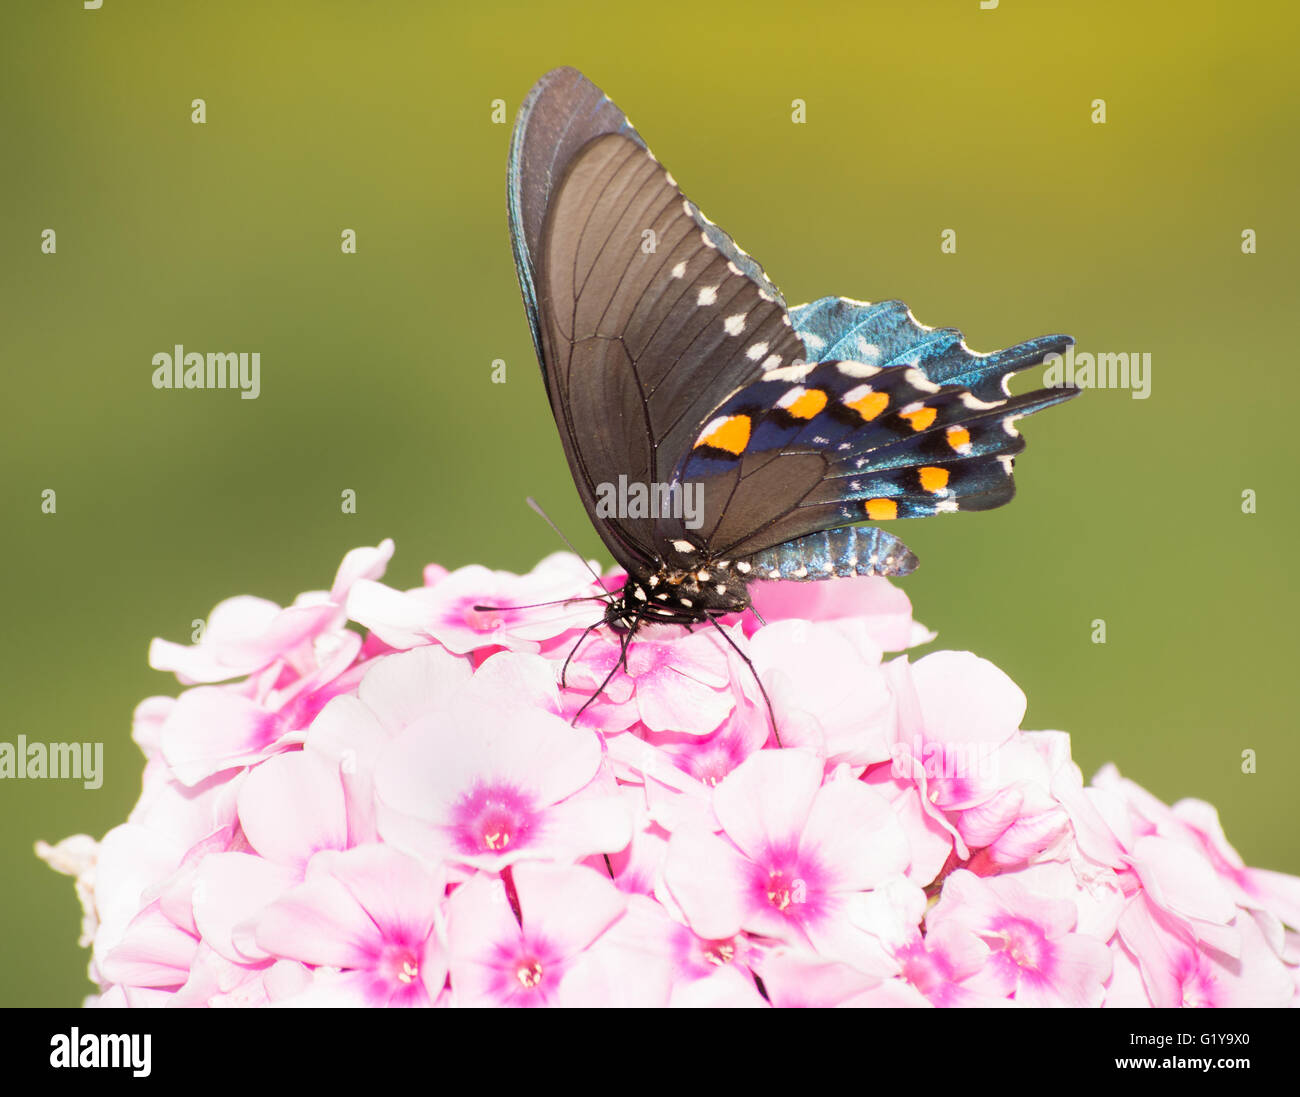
left=705, top=615, right=782, bottom=749
left=560, top=618, right=604, bottom=690
left=569, top=617, right=637, bottom=727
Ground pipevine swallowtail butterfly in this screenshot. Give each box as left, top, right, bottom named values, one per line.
left=507, top=67, right=1077, bottom=647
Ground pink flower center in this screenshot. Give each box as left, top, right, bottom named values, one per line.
left=452, top=784, right=536, bottom=855
left=766, top=871, right=799, bottom=911
left=746, top=847, right=827, bottom=925
left=378, top=943, right=421, bottom=987
left=994, top=917, right=1047, bottom=971
left=458, top=599, right=516, bottom=632
left=701, top=940, right=736, bottom=966
left=515, top=957, right=545, bottom=989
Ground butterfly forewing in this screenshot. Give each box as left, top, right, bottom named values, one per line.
left=534, top=130, right=806, bottom=571
left=509, top=67, right=644, bottom=368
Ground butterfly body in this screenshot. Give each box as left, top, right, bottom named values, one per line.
left=508, top=67, right=1077, bottom=638
left=605, top=552, right=752, bottom=632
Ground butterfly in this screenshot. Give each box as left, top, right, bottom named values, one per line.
left=507, top=67, right=1077, bottom=646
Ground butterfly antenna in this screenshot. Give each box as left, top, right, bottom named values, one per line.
left=526, top=496, right=615, bottom=600
left=570, top=616, right=636, bottom=726
left=471, top=593, right=609, bottom=613
left=705, top=615, right=782, bottom=748
left=559, top=618, right=604, bottom=689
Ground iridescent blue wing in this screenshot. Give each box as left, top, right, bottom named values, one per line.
left=791, top=295, right=1070, bottom=402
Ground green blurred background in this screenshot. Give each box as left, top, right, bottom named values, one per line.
left=2, top=0, right=1296, bottom=1005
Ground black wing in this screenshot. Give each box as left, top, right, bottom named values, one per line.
left=509, top=68, right=805, bottom=572
left=668, top=352, right=1076, bottom=563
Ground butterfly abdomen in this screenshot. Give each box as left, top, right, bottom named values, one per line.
left=746, top=526, right=919, bottom=581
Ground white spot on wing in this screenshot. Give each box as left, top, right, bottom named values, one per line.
left=724, top=314, right=746, bottom=336
left=745, top=342, right=769, bottom=361
left=855, top=337, right=882, bottom=363
left=836, top=361, right=881, bottom=378
left=904, top=368, right=941, bottom=393
left=763, top=362, right=816, bottom=382
left=671, top=261, right=687, bottom=279
left=698, top=286, right=718, bottom=306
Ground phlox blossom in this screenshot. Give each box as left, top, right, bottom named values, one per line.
left=37, top=543, right=1300, bottom=1009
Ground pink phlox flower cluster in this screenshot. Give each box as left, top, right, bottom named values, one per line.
left=38, top=544, right=1300, bottom=1007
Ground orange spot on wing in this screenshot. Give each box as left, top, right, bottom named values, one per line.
left=783, top=388, right=828, bottom=419
left=846, top=391, right=889, bottom=421
left=696, top=414, right=751, bottom=454
left=946, top=426, right=971, bottom=451
left=901, top=406, right=937, bottom=431
left=919, top=466, right=950, bottom=493
left=864, top=498, right=898, bottom=521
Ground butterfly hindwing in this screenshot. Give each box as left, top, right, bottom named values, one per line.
left=791, top=295, right=1072, bottom=402
left=667, top=355, right=1075, bottom=562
